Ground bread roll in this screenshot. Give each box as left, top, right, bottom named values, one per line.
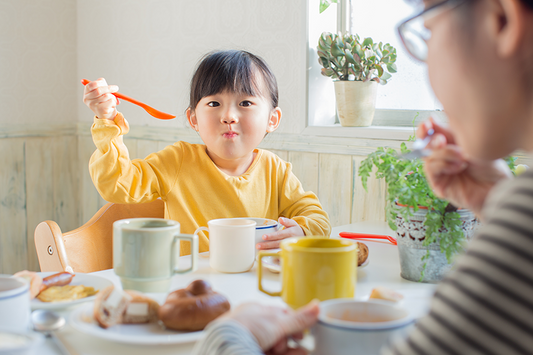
left=357, top=242, right=369, bottom=266
left=122, top=290, right=160, bottom=324
left=14, top=270, right=43, bottom=299
left=93, top=285, right=131, bottom=329
left=158, top=280, right=230, bottom=331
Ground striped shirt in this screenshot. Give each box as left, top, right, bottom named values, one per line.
left=384, top=169, right=533, bottom=355
left=193, top=170, right=533, bottom=355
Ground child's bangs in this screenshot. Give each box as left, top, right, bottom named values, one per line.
left=190, top=50, right=278, bottom=110
left=199, top=54, right=260, bottom=99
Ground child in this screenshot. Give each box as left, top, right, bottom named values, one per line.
left=83, top=50, right=331, bottom=255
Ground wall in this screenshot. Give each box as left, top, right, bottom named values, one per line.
left=0, top=0, right=394, bottom=274
left=0, top=0, right=79, bottom=274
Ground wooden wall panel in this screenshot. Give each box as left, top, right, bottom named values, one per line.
left=78, top=136, right=105, bottom=225
left=52, top=136, right=80, bottom=233
left=25, top=138, right=54, bottom=271
left=0, top=138, right=27, bottom=274
left=351, top=156, right=387, bottom=223
left=268, top=149, right=288, bottom=162
left=288, top=151, right=319, bottom=194
left=137, top=139, right=159, bottom=159
left=318, top=153, right=353, bottom=227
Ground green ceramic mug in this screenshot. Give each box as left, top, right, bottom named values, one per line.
left=113, top=218, right=198, bottom=292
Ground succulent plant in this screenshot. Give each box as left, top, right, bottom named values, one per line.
left=317, top=32, right=398, bottom=84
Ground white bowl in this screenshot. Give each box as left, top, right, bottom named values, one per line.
left=0, top=275, right=30, bottom=332
left=311, top=299, right=414, bottom=355
left=0, top=331, right=43, bottom=355
left=234, top=218, right=280, bottom=249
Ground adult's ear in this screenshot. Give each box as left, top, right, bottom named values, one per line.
left=494, top=0, right=528, bottom=57
left=266, top=107, right=282, bottom=133
left=186, top=108, right=199, bottom=131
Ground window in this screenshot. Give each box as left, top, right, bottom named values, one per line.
left=307, top=0, right=445, bottom=129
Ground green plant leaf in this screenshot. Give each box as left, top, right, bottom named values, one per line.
left=362, top=37, right=373, bottom=47
left=380, top=72, right=392, bottom=81
left=331, top=41, right=344, bottom=57
left=376, top=64, right=384, bottom=77
left=319, top=0, right=337, bottom=13
left=387, top=63, right=398, bottom=73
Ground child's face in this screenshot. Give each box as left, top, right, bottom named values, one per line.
left=187, top=80, right=281, bottom=164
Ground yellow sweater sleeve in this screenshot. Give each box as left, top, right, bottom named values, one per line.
left=89, top=113, right=181, bottom=204
left=278, top=163, right=331, bottom=237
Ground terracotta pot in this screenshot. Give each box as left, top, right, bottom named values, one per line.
left=394, top=207, right=479, bottom=283
left=334, top=80, right=378, bottom=127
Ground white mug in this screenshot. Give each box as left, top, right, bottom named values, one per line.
left=195, top=218, right=256, bottom=273
left=0, top=276, right=30, bottom=333
left=312, top=299, right=414, bottom=355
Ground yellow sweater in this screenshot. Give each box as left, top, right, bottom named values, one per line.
left=89, top=114, right=331, bottom=255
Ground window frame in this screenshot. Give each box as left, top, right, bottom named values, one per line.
left=306, top=0, right=446, bottom=137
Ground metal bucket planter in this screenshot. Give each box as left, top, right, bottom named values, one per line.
left=394, top=207, right=479, bottom=283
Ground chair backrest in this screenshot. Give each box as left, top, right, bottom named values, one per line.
left=34, top=200, right=165, bottom=273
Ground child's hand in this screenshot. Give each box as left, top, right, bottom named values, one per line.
left=83, top=78, right=119, bottom=120
left=256, top=217, right=304, bottom=250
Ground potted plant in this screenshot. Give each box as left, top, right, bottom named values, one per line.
left=359, top=135, right=519, bottom=282
left=317, top=32, right=398, bottom=126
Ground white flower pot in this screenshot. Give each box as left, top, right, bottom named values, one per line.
left=334, top=80, right=378, bottom=127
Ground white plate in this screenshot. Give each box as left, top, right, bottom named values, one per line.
left=69, top=303, right=203, bottom=345
left=259, top=254, right=369, bottom=274
left=31, top=273, right=113, bottom=310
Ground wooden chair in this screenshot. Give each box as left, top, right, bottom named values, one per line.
left=34, top=199, right=165, bottom=273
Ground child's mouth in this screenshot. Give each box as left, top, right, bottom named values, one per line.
left=223, top=132, right=238, bottom=139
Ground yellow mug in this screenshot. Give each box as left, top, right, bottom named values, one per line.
left=257, top=237, right=357, bottom=309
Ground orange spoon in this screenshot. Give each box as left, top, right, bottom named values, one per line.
left=81, top=79, right=175, bottom=120
left=339, top=232, right=397, bottom=245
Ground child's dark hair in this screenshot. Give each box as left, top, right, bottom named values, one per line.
left=189, top=50, right=279, bottom=111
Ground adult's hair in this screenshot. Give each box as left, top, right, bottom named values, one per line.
left=189, top=50, right=279, bottom=111
left=408, top=0, right=533, bottom=9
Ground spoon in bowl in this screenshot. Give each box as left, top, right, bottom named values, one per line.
left=31, top=310, right=71, bottom=355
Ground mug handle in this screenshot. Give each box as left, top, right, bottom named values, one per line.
left=171, top=233, right=198, bottom=274
left=257, top=251, right=282, bottom=297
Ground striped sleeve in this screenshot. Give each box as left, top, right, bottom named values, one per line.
left=192, top=319, right=264, bottom=355
left=384, top=169, right=533, bottom=355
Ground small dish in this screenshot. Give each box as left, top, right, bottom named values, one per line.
left=0, top=331, right=43, bottom=355
left=31, top=273, right=113, bottom=310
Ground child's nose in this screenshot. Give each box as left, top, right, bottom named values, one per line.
left=221, top=114, right=238, bottom=124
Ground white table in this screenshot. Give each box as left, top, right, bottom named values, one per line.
left=36, top=222, right=437, bottom=355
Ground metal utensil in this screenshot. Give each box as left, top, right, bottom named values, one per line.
left=31, top=310, right=70, bottom=355
left=399, top=128, right=434, bottom=160
left=81, top=79, right=175, bottom=120
left=339, top=232, right=397, bottom=245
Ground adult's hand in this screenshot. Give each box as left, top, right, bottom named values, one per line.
left=219, top=301, right=319, bottom=354
left=419, top=118, right=513, bottom=217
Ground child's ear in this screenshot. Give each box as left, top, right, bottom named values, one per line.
left=186, top=108, right=199, bottom=131
left=266, top=107, right=282, bottom=133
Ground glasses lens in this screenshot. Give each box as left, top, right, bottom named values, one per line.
left=400, top=16, right=430, bottom=61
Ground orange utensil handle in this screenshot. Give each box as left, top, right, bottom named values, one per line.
left=339, top=232, right=397, bottom=245
left=81, top=79, right=176, bottom=120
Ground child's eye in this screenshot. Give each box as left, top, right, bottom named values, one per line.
left=240, top=101, right=253, bottom=107
left=207, top=101, right=220, bottom=107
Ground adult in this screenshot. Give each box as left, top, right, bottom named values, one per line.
left=193, top=0, right=533, bottom=353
